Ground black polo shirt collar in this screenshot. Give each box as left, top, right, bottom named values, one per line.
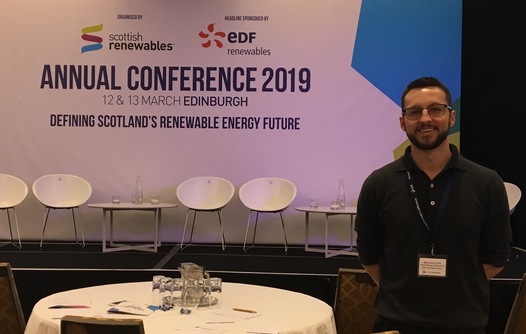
left=395, top=144, right=463, bottom=175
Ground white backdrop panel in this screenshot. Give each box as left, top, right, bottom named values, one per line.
left=1, top=0, right=435, bottom=245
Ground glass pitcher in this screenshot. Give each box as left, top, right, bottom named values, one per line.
left=178, top=263, right=211, bottom=307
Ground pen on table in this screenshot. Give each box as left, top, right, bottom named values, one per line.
left=48, top=305, right=90, bottom=309
left=205, top=321, right=235, bottom=324
left=109, top=300, right=127, bottom=305
left=194, top=326, right=214, bottom=331
left=232, top=307, right=257, bottom=313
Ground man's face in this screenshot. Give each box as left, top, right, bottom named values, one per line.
left=400, top=87, right=456, bottom=151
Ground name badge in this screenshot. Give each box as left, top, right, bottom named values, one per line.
left=417, top=254, right=447, bottom=278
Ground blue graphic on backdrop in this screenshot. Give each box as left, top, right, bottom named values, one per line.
left=351, top=0, right=462, bottom=107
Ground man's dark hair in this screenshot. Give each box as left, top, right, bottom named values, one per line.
left=401, top=76, right=452, bottom=109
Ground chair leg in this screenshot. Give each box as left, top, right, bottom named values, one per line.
left=279, top=211, right=288, bottom=253
left=217, top=210, right=226, bottom=251
left=243, top=211, right=260, bottom=252
left=72, top=207, right=85, bottom=247
left=40, top=207, right=51, bottom=248
left=0, top=209, right=21, bottom=249
left=5, top=209, right=14, bottom=244
left=251, top=212, right=259, bottom=248
left=180, top=209, right=192, bottom=250
left=7, top=208, right=22, bottom=249
left=243, top=211, right=253, bottom=252
left=188, top=210, right=198, bottom=246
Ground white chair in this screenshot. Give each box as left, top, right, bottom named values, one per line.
left=504, top=182, right=522, bottom=215
left=239, top=177, right=297, bottom=252
left=0, top=174, right=28, bottom=249
left=32, top=174, right=92, bottom=248
left=176, top=176, right=235, bottom=250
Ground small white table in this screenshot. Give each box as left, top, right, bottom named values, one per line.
left=24, top=281, right=336, bottom=334
left=296, top=206, right=358, bottom=258
left=88, top=202, right=177, bottom=253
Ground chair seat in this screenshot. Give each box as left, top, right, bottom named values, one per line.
left=176, top=176, right=235, bottom=250
left=177, top=176, right=235, bottom=211
left=0, top=174, right=28, bottom=209
left=61, top=315, right=145, bottom=334
left=504, top=182, right=522, bottom=215
left=239, top=177, right=297, bottom=252
left=33, top=174, right=92, bottom=208
left=239, top=177, right=297, bottom=212
left=32, top=174, right=92, bottom=248
left=334, top=268, right=378, bottom=334
left=0, top=262, right=26, bottom=334
left=45, top=201, right=83, bottom=209
left=0, top=174, right=27, bottom=249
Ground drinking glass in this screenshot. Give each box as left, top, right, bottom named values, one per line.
left=171, top=278, right=184, bottom=303
left=150, top=195, right=160, bottom=205
left=175, top=278, right=200, bottom=314
left=112, top=194, right=120, bottom=204
left=152, top=275, right=164, bottom=306
left=159, top=277, right=173, bottom=310
left=208, top=277, right=222, bottom=308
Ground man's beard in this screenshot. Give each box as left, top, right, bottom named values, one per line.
left=406, top=125, right=450, bottom=150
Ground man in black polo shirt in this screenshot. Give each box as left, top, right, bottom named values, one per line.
left=355, top=76, right=512, bottom=334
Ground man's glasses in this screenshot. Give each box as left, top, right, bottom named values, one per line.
left=402, top=104, right=452, bottom=120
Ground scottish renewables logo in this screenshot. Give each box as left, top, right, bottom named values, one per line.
left=80, top=23, right=175, bottom=53
left=81, top=24, right=103, bottom=53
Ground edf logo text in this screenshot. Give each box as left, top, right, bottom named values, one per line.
left=227, top=32, right=256, bottom=43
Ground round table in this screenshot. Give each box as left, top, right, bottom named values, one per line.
left=25, top=281, right=336, bottom=334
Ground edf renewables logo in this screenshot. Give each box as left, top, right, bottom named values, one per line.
left=81, top=23, right=103, bottom=53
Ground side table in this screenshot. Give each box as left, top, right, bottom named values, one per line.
left=88, top=202, right=177, bottom=253
left=296, top=206, right=358, bottom=258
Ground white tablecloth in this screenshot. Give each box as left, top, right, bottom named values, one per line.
left=25, top=281, right=336, bottom=334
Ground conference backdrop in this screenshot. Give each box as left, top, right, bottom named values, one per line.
left=0, top=0, right=461, bottom=245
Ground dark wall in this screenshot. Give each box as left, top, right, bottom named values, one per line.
left=461, top=0, right=526, bottom=247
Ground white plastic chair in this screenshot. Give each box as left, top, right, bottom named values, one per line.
left=239, top=177, right=297, bottom=252
left=0, top=174, right=28, bottom=249
left=504, top=182, right=522, bottom=215
left=32, top=174, right=92, bottom=248
left=176, top=176, right=235, bottom=250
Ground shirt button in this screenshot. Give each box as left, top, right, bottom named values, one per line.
left=430, top=200, right=436, bottom=206
left=430, top=183, right=435, bottom=188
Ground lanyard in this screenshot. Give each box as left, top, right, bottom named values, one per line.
left=406, top=170, right=453, bottom=255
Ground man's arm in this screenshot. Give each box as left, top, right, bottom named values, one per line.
left=363, top=264, right=380, bottom=286
left=483, top=263, right=504, bottom=280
